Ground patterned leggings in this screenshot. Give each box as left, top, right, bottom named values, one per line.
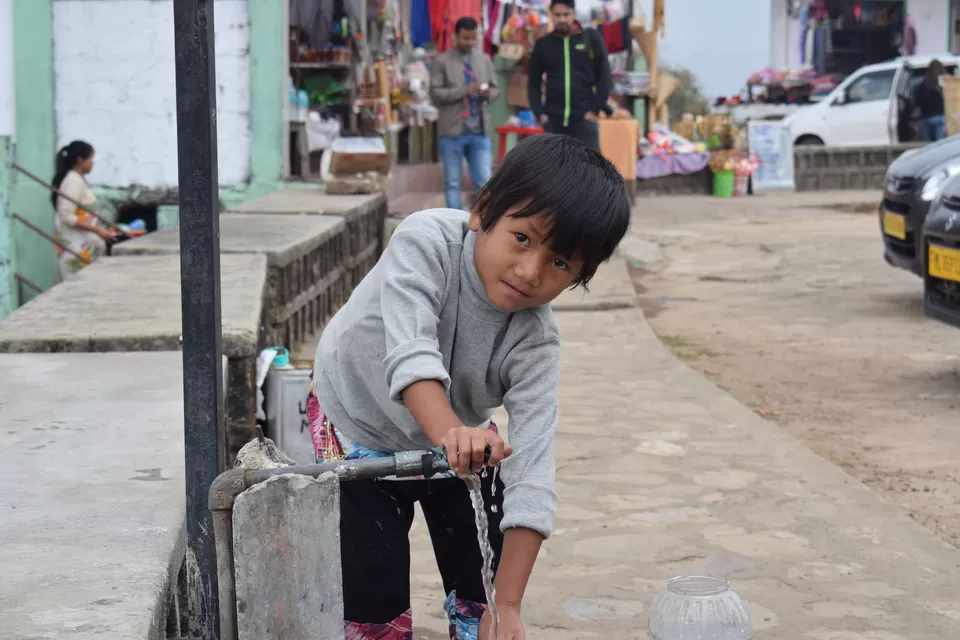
left=306, top=381, right=504, bottom=639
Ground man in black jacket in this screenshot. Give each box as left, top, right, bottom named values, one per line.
left=527, top=0, right=612, bottom=150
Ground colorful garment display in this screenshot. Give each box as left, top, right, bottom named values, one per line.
left=411, top=0, right=432, bottom=46
left=597, top=17, right=630, bottom=54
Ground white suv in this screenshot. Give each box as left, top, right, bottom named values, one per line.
left=787, top=55, right=960, bottom=147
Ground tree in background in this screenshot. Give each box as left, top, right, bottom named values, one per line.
left=659, top=62, right=710, bottom=123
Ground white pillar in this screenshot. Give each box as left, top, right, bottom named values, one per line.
left=0, top=0, right=14, bottom=138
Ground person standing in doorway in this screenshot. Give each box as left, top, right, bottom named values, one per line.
left=430, top=17, right=499, bottom=210
left=914, top=59, right=947, bottom=142
left=527, top=0, right=613, bottom=150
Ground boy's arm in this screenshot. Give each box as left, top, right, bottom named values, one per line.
left=496, top=334, right=562, bottom=610
left=590, top=29, right=612, bottom=115
left=380, top=224, right=452, bottom=405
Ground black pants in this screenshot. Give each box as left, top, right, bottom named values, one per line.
left=545, top=117, right=600, bottom=150
left=341, top=471, right=505, bottom=626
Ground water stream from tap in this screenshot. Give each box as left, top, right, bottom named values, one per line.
left=465, top=471, right=498, bottom=640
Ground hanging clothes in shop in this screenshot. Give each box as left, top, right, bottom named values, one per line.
left=412, top=0, right=432, bottom=46
left=434, top=0, right=483, bottom=53
left=431, top=0, right=449, bottom=51
left=290, top=0, right=335, bottom=48
left=596, top=17, right=630, bottom=54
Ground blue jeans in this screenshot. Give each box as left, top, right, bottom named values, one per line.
left=921, top=115, right=947, bottom=142
left=439, top=134, right=492, bottom=210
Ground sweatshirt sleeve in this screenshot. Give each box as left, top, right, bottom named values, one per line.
left=590, top=29, right=612, bottom=114
left=380, top=225, right=451, bottom=403
left=526, top=42, right=544, bottom=121
left=498, top=334, right=561, bottom=539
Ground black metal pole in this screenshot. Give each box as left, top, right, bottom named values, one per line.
left=173, top=0, right=224, bottom=638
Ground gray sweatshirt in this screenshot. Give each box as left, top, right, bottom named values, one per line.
left=313, top=209, right=560, bottom=538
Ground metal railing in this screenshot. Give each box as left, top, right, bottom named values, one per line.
left=11, top=161, right=126, bottom=235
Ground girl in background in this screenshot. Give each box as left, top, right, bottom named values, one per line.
left=52, top=141, right=116, bottom=280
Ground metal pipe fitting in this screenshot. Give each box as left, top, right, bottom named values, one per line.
left=207, top=447, right=451, bottom=640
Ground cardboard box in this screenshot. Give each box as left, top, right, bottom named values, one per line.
left=328, top=136, right=392, bottom=176
left=599, top=119, right=640, bottom=183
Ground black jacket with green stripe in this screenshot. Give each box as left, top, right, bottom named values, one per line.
left=527, top=24, right=613, bottom=126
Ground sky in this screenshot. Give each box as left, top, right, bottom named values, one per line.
left=635, top=0, right=772, bottom=99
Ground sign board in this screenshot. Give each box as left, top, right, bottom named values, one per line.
left=747, top=120, right=795, bottom=192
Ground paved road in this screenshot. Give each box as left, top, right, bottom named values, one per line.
left=629, top=192, right=960, bottom=554
left=406, top=251, right=960, bottom=639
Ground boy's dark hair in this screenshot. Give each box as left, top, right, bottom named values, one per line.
left=550, top=0, right=575, bottom=8
left=474, top=134, right=630, bottom=289
left=455, top=17, right=478, bottom=32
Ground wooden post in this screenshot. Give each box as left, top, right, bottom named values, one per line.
left=647, top=0, right=663, bottom=132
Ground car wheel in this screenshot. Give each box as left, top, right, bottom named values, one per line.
left=794, top=135, right=826, bottom=146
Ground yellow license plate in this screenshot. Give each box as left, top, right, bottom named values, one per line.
left=883, top=211, right=907, bottom=240
left=928, top=244, right=960, bottom=283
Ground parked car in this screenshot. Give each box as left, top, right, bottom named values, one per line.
left=922, top=184, right=960, bottom=328
left=788, top=55, right=960, bottom=147
left=879, top=135, right=960, bottom=277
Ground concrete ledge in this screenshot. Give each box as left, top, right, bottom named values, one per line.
left=0, top=352, right=187, bottom=640
left=793, top=143, right=922, bottom=192
left=113, top=213, right=345, bottom=269
left=0, top=254, right=267, bottom=359
left=552, top=256, right=637, bottom=311
left=226, top=188, right=385, bottom=218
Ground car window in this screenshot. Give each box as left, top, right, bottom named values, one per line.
left=845, top=69, right=896, bottom=103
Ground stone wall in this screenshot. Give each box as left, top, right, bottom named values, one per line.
left=793, top=144, right=923, bottom=192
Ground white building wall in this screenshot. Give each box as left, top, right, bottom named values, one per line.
left=0, top=0, right=14, bottom=138
left=53, top=0, right=251, bottom=189
left=909, top=0, right=950, bottom=55
left=770, top=0, right=803, bottom=71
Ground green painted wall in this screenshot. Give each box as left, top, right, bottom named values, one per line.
left=0, top=136, right=14, bottom=317
left=11, top=0, right=55, bottom=302
left=248, top=0, right=286, bottom=198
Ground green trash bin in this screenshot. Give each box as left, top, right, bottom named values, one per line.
left=713, top=170, right=735, bottom=198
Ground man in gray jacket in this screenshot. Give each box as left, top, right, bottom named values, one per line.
left=429, top=17, right=499, bottom=210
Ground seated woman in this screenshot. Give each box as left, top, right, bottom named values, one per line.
left=52, top=141, right=116, bottom=280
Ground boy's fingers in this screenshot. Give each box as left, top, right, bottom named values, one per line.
left=503, top=443, right=514, bottom=458
left=471, top=435, right=487, bottom=472
left=444, top=438, right=460, bottom=474
left=488, top=440, right=505, bottom=467
left=457, top=432, right=472, bottom=476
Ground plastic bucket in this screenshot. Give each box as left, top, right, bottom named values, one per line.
left=713, top=171, right=735, bottom=198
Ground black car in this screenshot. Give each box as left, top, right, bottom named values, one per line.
left=880, top=135, right=960, bottom=277
left=922, top=185, right=960, bottom=328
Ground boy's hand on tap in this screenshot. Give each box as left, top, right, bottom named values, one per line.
left=442, top=426, right=512, bottom=475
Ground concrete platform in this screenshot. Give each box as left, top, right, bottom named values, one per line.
left=226, top=187, right=385, bottom=217
left=552, top=255, right=638, bottom=311
left=0, top=352, right=186, bottom=640
left=0, top=254, right=266, bottom=358
left=113, top=213, right=345, bottom=268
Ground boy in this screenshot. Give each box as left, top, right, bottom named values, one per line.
left=307, top=133, right=631, bottom=639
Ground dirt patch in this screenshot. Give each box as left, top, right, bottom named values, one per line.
left=628, top=200, right=960, bottom=548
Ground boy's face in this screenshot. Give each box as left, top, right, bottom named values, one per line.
left=469, top=208, right=583, bottom=313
